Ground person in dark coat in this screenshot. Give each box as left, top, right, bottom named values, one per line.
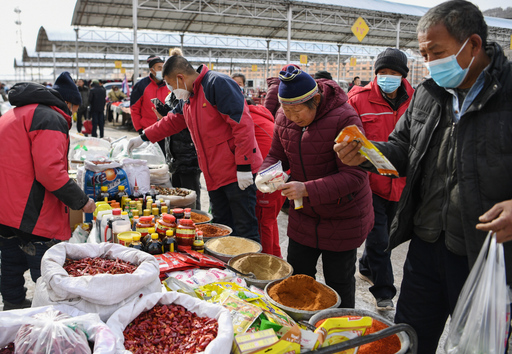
left=263, top=77, right=280, bottom=117
left=335, top=1, right=512, bottom=351
left=76, top=79, right=89, bottom=133
left=89, top=79, right=107, bottom=138
left=257, top=65, right=374, bottom=308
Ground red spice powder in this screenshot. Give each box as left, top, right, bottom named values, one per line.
left=357, top=319, right=401, bottom=354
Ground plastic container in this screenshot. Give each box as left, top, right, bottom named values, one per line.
left=146, top=233, right=162, bottom=255
left=113, top=212, right=132, bottom=243
left=162, top=229, right=177, bottom=253
left=103, top=208, right=122, bottom=243
left=118, top=231, right=140, bottom=247
left=135, top=216, right=154, bottom=239
left=176, top=219, right=196, bottom=250
left=156, top=214, right=177, bottom=240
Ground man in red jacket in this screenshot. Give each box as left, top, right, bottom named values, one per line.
left=130, top=55, right=171, bottom=155
left=348, top=48, right=414, bottom=310
left=0, top=72, right=95, bottom=310
left=128, top=50, right=262, bottom=242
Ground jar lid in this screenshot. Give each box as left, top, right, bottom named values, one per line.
left=180, top=219, right=194, bottom=226
left=139, top=216, right=153, bottom=222
left=163, top=214, right=176, bottom=223
left=173, top=208, right=184, bottom=213
left=184, top=208, right=192, bottom=212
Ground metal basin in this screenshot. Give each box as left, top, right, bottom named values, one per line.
left=264, top=279, right=341, bottom=321
left=228, top=253, right=293, bottom=289
left=196, top=223, right=232, bottom=241
left=204, top=236, right=262, bottom=263
left=190, top=209, right=213, bottom=224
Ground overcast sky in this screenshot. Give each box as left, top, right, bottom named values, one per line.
left=0, top=0, right=510, bottom=80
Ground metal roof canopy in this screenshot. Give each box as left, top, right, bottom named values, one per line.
left=71, top=0, right=512, bottom=81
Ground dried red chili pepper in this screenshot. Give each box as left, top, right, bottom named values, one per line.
left=123, top=304, right=218, bottom=354
left=63, top=257, right=137, bottom=277
left=0, top=342, right=15, bottom=354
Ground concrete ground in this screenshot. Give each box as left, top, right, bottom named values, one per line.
left=1, top=117, right=451, bottom=352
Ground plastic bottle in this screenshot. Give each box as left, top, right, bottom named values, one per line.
left=173, top=208, right=185, bottom=221
left=112, top=212, right=131, bottom=243
left=176, top=219, right=196, bottom=249
left=146, top=199, right=153, bottom=212
left=136, top=216, right=154, bottom=240
left=146, top=233, right=162, bottom=255
left=162, top=230, right=177, bottom=253
left=104, top=208, right=123, bottom=243
left=161, top=205, right=168, bottom=216
left=132, top=215, right=140, bottom=231
left=97, top=186, right=110, bottom=202
left=131, top=183, right=144, bottom=200
left=143, top=227, right=156, bottom=246
left=147, top=185, right=157, bottom=201
left=143, top=209, right=151, bottom=217
left=156, top=214, right=177, bottom=240
left=116, top=186, right=128, bottom=205
left=192, top=231, right=205, bottom=253
left=136, top=201, right=143, bottom=216
left=151, top=207, right=159, bottom=223
left=129, top=234, right=144, bottom=251
left=184, top=208, right=192, bottom=219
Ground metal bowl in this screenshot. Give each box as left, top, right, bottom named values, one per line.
left=190, top=209, right=213, bottom=225
left=228, top=253, right=293, bottom=289
left=309, top=308, right=410, bottom=354
left=204, top=236, right=262, bottom=263
left=264, top=279, right=341, bottom=321
left=198, top=223, right=233, bottom=241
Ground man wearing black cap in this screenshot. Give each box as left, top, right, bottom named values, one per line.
left=347, top=48, right=414, bottom=311
left=130, top=55, right=170, bottom=155
left=0, top=72, right=95, bottom=310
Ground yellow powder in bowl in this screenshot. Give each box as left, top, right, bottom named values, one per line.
left=206, top=236, right=260, bottom=256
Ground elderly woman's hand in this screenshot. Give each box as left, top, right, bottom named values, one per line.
left=278, top=181, right=308, bottom=200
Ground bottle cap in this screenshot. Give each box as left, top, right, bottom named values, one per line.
left=122, top=211, right=128, bottom=216
left=143, top=209, right=151, bottom=216
left=132, top=210, right=139, bottom=217
left=184, top=208, right=192, bottom=213
left=101, top=186, right=108, bottom=192
left=118, top=186, right=125, bottom=191
left=151, top=233, right=159, bottom=239
left=152, top=208, right=159, bottom=215
left=133, top=235, right=141, bottom=241
left=166, top=229, right=174, bottom=236
left=197, top=231, right=203, bottom=237
left=148, top=227, right=156, bottom=234
left=112, top=208, right=121, bottom=215
left=130, top=201, right=136, bottom=206
left=173, top=208, right=184, bottom=213
left=140, top=216, right=153, bottom=223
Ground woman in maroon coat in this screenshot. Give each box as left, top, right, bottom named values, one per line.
left=258, top=66, right=374, bottom=307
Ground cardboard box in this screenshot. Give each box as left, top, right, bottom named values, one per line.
left=69, top=208, right=84, bottom=230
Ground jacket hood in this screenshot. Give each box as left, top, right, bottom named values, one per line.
left=266, top=77, right=280, bottom=87
left=8, top=82, right=71, bottom=115
left=249, top=104, right=274, bottom=123
left=315, top=79, right=348, bottom=120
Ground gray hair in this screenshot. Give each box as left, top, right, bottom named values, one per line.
left=417, top=0, right=487, bottom=46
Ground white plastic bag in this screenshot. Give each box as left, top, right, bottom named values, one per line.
left=445, top=232, right=510, bottom=353
left=0, top=305, right=125, bottom=354
left=131, top=141, right=166, bottom=165
left=106, top=292, right=233, bottom=354
left=149, top=164, right=170, bottom=184
left=69, top=224, right=89, bottom=244
left=121, top=158, right=151, bottom=195
left=32, top=243, right=161, bottom=322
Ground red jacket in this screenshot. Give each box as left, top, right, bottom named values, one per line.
left=130, top=75, right=171, bottom=132
left=248, top=104, right=274, bottom=159
left=144, top=65, right=262, bottom=191
left=260, top=79, right=374, bottom=252
left=263, top=77, right=280, bottom=117
left=0, top=83, right=89, bottom=240
left=348, top=77, right=414, bottom=202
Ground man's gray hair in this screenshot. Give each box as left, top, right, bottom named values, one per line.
left=417, top=0, right=487, bottom=46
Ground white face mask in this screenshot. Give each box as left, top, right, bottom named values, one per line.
left=152, top=69, right=163, bottom=81
left=173, top=77, right=191, bottom=101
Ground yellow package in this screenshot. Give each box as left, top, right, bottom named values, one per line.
left=232, top=329, right=279, bottom=354
left=335, top=125, right=399, bottom=177
left=251, top=296, right=296, bottom=328
left=221, top=294, right=263, bottom=335
left=251, top=339, right=300, bottom=354
left=195, top=282, right=249, bottom=301
left=313, top=316, right=373, bottom=353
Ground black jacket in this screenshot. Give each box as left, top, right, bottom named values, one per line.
left=368, top=43, right=512, bottom=283
left=89, top=84, right=106, bottom=113
left=165, top=129, right=201, bottom=175
left=77, top=85, right=90, bottom=110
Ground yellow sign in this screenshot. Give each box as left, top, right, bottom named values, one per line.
left=121, top=68, right=126, bottom=74
left=79, top=67, right=85, bottom=74
left=114, top=61, right=122, bottom=69
left=351, top=17, right=369, bottom=42
left=300, top=55, right=308, bottom=64
left=510, top=35, right=512, bottom=50
left=252, top=65, right=258, bottom=72
left=208, top=63, right=214, bottom=70
left=350, top=57, right=357, bottom=66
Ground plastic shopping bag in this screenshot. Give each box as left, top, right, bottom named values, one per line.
left=445, top=232, right=510, bottom=353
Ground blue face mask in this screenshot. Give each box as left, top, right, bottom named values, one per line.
left=377, top=74, right=402, bottom=94
left=426, top=38, right=474, bottom=88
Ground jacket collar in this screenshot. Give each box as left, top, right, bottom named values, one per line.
left=193, top=64, right=209, bottom=98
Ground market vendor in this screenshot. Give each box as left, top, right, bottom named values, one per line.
left=334, top=1, right=512, bottom=351
left=127, top=48, right=262, bottom=243
left=257, top=65, right=374, bottom=308
left=0, top=72, right=96, bottom=311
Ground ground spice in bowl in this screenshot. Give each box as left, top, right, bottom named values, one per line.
left=191, top=212, right=211, bottom=223
left=206, top=236, right=260, bottom=256
left=268, top=274, right=338, bottom=311
left=230, top=254, right=292, bottom=280
left=357, top=319, right=401, bottom=353
left=196, top=224, right=231, bottom=237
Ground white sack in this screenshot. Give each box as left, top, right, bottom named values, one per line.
left=121, top=158, right=151, bottom=195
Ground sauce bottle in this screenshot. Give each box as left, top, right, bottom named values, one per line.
left=156, top=214, right=177, bottom=240
left=151, top=207, right=159, bottom=223
left=131, top=183, right=143, bottom=200
left=192, top=231, right=205, bottom=253
left=161, top=205, right=168, bottom=215
left=184, top=208, right=192, bottom=219
left=97, top=186, right=110, bottom=202
left=132, top=215, right=139, bottom=231
left=135, top=216, right=154, bottom=240
left=143, top=227, right=156, bottom=246
left=129, top=234, right=144, bottom=251
left=173, top=208, right=185, bottom=221
left=176, top=219, right=196, bottom=250
left=162, top=230, right=177, bottom=253
left=143, top=209, right=151, bottom=217
left=146, top=233, right=162, bottom=255
left=116, top=186, right=128, bottom=205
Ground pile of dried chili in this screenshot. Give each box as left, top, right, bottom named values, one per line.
left=0, top=342, right=14, bottom=354
left=123, top=304, right=218, bottom=354
left=63, top=257, right=137, bottom=276
left=357, top=319, right=401, bottom=354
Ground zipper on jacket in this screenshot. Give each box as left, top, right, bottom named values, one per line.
left=441, top=122, right=456, bottom=230
left=298, top=126, right=320, bottom=249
